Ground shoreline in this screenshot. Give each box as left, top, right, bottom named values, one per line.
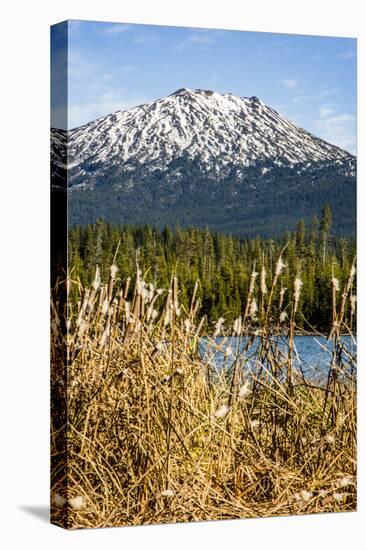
left=201, top=330, right=356, bottom=338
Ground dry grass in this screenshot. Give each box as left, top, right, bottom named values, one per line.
left=50, top=258, right=357, bottom=529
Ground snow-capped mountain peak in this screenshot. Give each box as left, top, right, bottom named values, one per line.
left=66, top=88, right=354, bottom=186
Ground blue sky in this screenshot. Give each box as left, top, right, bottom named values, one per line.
left=51, top=20, right=357, bottom=153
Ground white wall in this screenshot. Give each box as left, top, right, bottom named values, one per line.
left=0, top=1, right=364, bottom=548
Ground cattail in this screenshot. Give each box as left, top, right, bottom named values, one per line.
left=101, top=298, right=109, bottom=315
left=147, top=283, right=155, bottom=302
left=249, top=298, right=258, bottom=319
left=155, top=341, right=165, bottom=353
left=140, top=286, right=149, bottom=301
left=293, top=277, right=303, bottom=312
left=53, top=493, right=66, bottom=507
left=238, top=381, right=251, bottom=399
left=213, top=404, right=231, bottom=418
left=225, top=346, right=233, bottom=358
left=125, top=301, right=130, bottom=323
left=214, top=317, right=225, bottom=337
left=337, top=476, right=353, bottom=488
left=249, top=270, right=259, bottom=295
left=110, top=264, right=118, bottom=280
left=300, top=490, right=313, bottom=502
left=92, top=265, right=101, bottom=290
left=146, top=305, right=153, bottom=322
left=333, top=492, right=345, bottom=503
left=69, top=496, right=85, bottom=510
left=280, top=310, right=288, bottom=322
left=275, top=256, right=286, bottom=277
left=184, top=319, right=191, bottom=333
left=332, top=277, right=340, bottom=292
left=260, top=265, right=267, bottom=295
left=233, top=316, right=242, bottom=336
left=160, top=489, right=174, bottom=498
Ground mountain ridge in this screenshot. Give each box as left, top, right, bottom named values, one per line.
left=51, top=88, right=356, bottom=237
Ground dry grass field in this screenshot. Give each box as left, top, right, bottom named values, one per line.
left=50, top=255, right=356, bottom=529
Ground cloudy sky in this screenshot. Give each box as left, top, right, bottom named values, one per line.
left=51, top=20, right=357, bottom=154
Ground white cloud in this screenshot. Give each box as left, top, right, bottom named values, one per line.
left=68, top=92, right=150, bottom=129
left=292, top=87, right=337, bottom=104
left=319, top=106, right=335, bottom=118
left=313, top=112, right=356, bottom=153
left=281, top=78, right=298, bottom=90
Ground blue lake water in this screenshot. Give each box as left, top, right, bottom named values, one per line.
left=198, top=335, right=356, bottom=377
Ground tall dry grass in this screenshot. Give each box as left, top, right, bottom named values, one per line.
left=50, top=255, right=356, bottom=529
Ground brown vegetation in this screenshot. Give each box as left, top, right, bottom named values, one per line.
left=50, top=256, right=357, bottom=529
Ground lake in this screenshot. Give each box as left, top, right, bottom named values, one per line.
left=199, top=335, right=356, bottom=378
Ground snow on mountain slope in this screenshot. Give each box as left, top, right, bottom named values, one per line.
left=65, top=88, right=355, bottom=187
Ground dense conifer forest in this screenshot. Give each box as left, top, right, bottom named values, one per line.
left=68, top=204, right=356, bottom=331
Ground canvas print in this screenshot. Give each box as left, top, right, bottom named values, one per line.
left=50, top=20, right=357, bottom=529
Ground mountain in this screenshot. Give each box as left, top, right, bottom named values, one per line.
left=52, top=88, right=356, bottom=237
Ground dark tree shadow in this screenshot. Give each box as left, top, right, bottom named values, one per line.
left=20, top=506, right=49, bottom=523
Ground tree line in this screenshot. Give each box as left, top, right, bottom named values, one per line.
left=68, top=204, right=356, bottom=331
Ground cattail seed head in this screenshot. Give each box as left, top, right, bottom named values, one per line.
left=275, top=256, right=286, bottom=277
left=300, top=490, right=313, bottom=502
left=69, top=496, right=85, bottom=510
left=332, top=277, right=340, bottom=291
left=184, top=319, right=191, bottom=333
left=238, top=381, right=251, bottom=399
left=249, top=298, right=258, bottom=320
left=110, top=264, right=118, bottom=280
left=53, top=493, right=66, bottom=507
left=214, top=317, right=225, bottom=337
left=293, top=277, right=303, bottom=311
left=160, top=489, right=174, bottom=498
left=225, top=346, right=233, bottom=358
left=92, top=265, right=101, bottom=290
left=260, top=266, right=267, bottom=295
left=233, top=316, right=242, bottom=336
left=280, top=311, right=288, bottom=322
left=213, top=404, right=231, bottom=418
